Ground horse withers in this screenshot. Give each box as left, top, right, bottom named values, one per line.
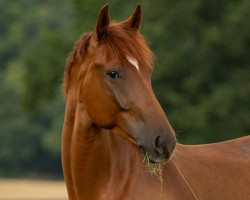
left=62, top=4, right=250, bottom=200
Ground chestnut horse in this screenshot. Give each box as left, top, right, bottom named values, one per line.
left=62, top=4, right=250, bottom=200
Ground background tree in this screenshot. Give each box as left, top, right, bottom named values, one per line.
left=0, top=0, right=249, bottom=178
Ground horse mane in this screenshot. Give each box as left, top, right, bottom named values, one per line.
left=63, top=22, right=154, bottom=97
left=63, top=32, right=92, bottom=97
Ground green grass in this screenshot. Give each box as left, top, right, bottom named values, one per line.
left=143, top=152, right=163, bottom=188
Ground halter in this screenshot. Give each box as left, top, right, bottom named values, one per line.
left=172, top=160, right=199, bottom=200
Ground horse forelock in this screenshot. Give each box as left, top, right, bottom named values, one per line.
left=63, top=22, right=154, bottom=98
left=103, top=23, right=154, bottom=69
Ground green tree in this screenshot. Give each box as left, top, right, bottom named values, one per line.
left=145, top=0, right=250, bottom=143
left=0, top=0, right=249, bottom=178
left=0, top=0, right=73, bottom=177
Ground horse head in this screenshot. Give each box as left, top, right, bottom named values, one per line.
left=64, top=4, right=176, bottom=163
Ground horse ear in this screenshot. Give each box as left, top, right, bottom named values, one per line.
left=125, top=4, right=142, bottom=32
left=95, top=4, right=110, bottom=41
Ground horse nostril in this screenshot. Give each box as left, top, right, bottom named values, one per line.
left=153, top=136, right=164, bottom=154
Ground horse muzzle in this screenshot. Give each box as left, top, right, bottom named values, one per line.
left=138, top=132, right=176, bottom=163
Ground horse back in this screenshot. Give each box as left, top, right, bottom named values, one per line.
left=190, top=135, right=250, bottom=160
left=174, top=136, right=250, bottom=200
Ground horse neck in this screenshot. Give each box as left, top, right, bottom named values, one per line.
left=62, top=100, right=197, bottom=199
left=62, top=96, right=144, bottom=199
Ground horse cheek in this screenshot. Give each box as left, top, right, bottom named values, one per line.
left=82, top=76, right=118, bottom=128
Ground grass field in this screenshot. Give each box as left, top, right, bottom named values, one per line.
left=0, top=179, right=68, bottom=200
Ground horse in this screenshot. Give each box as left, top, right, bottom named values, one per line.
left=61, top=4, right=250, bottom=200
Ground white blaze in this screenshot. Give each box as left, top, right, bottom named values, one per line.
left=126, top=56, right=139, bottom=71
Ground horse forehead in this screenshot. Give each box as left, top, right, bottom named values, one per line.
left=126, top=56, right=140, bottom=71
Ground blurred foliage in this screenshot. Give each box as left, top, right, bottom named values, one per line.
left=0, top=0, right=73, bottom=177
left=0, top=0, right=249, bottom=177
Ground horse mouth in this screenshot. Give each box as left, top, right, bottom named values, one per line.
left=139, top=146, right=173, bottom=163
left=147, top=154, right=173, bottom=163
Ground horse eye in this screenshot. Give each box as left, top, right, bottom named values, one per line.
left=107, top=71, right=119, bottom=79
